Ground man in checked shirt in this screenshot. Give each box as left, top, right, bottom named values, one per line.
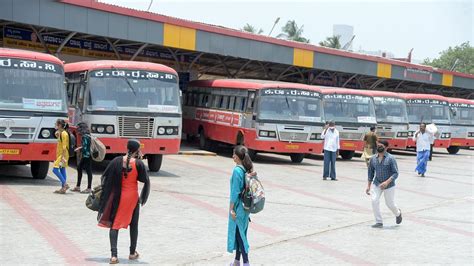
left=366, top=140, right=402, bottom=228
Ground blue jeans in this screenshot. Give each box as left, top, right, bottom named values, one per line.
left=52, top=167, right=67, bottom=186
left=323, top=150, right=337, bottom=179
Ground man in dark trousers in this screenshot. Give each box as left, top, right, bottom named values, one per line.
left=366, top=140, right=402, bottom=228
left=321, top=121, right=340, bottom=181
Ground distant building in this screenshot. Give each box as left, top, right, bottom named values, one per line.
left=358, top=48, right=395, bottom=59
left=333, top=24, right=354, bottom=50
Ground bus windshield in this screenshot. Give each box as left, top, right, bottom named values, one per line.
left=407, top=104, right=450, bottom=123
left=257, top=89, right=322, bottom=123
left=87, top=69, right=180, bottom=113
left=0, top=58, right=66, bottom=113
left=451, top=106, right=474, bottom=125
left=323, top=94, right=376, bottom=123
left=373, top=97, right=408, bottom=123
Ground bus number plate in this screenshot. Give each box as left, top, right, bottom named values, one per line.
left=342, top=143, right=355, bottom=148
left=0, top=149, right=20, bottom=155
left=285, top=144, right=300, bottom=150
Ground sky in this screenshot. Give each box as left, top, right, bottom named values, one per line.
left=100, top=0, right=473, bottom=61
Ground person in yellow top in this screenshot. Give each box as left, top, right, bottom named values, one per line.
left=52, top=119, right=70, bottom=194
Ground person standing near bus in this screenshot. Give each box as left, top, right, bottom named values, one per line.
left=362, top=126, right=378, bottom=167
left=98, top=139, right=150, bottom=264
left=413, top=123, right=433, bottom=177
left=321, top=121, right=340, bottom=180
left=228, top=145, right=253, bottom=266
left=366, top=140, right=402, bottom=228
left=52, top=119, right=70, bottom=194
left=71, top=122, right=93, bottom=194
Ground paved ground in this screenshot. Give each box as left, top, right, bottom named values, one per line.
left=0, top=145, right=473, bottom=265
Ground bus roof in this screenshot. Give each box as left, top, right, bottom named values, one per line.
left=447, top=97, right=474, bottom=105
left=367, top=90, right=405, bottom=99
left=399, top=93, right=449, bottom=101
left=319, top=87, right=374, bottom=97
left=189, top=79, right=323, bottom=92
left=0, top=48, right=63, bottom=65
left=64, top=60, right=177, bottom=74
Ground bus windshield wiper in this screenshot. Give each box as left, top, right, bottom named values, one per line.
left=113, top=66, right=137, bottom=96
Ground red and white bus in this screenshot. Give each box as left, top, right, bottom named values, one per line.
left=182, top=79, right=324, bottom=163
left=0, top=48, right=68, bottom=179
left=446, top=97, right=474, bottom=154
left=369, top=90, right=409, bottom=149
left=64, top=60, right=181, bottom=172
left=401, top=93, right=452, bottom=149
left=320, top=88, right=377, bottom=159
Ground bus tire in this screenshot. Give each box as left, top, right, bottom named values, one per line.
left=339, top=150, right=355, bottom=160
left=31, top=161, right=49, bottom=179
left=148, top=154, right=163, bottom=172
left=290, top=153, right=305, bottom=163
left=447, top=146, right=460, bottom=154
left=199, top=130, right=215, bottom=151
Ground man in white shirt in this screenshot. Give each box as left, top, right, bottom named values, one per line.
left=321, top=121, right=340, bottom=180
left=413, top=123, right=433, bottom=177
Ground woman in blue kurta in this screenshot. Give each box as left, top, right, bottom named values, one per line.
left=228, top=145, right=253, bottom=266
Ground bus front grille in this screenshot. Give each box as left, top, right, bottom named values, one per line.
left=0, top=127, right=35, bottom=140
left=279, top=132, right=308, bottom=142
left=339, top=132, right=363, bottom=140
left=118, top=116, right=154, bottom=138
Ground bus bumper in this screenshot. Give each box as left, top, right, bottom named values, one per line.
left=434, top=139, right=450, bottom=148
left=449, top=138, right=474, bottom=147
left=247, top=138, right=322, bottom=154
left=0, top=143, right=56, bottom=161
left=378, top=138, right=407, bottom=149
left=98, top=138, right=181, bottom=155
left=340, top=140, right=364, bottom=151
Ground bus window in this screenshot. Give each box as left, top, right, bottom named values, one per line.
left=66, top=83, right=76, bottom=105
left=221, top=96, right=229, bottom=109
left=247, top=92, right=256, bottom=111
left=229, top=96, right=236, bottom=111
left=213, top=95, right=222, bottom=108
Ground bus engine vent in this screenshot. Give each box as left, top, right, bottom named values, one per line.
left=339, top=132, right=364, bottom=140
left=279, top=132, right=308, bottom=142
left=118, top=116, right=154, bottom=138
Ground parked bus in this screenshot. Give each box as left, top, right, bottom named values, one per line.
left=0, top=48, right=67, bottom=179
left=402, top=93, right=452, bottom=150
left=64, top=60, right=181, bottom=172
left=320, top=88, right=377, bottom=160
left=446, top=97, right=474, bottom=154
left=182, top=79, right=324, bottom=163
left=370, top=90, right=409, bottom=149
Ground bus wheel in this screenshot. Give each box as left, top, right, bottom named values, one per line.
left=199, top=130, right=213, bottom=151
left=339, top=150, right=355, bottom=160
left=31, top=161, right=49, bottom=179
left=148, top=154, right=163, bottom=172
left=290, top=153, right=305, bottom=163
left=186, top=133, right=196, bottom=143
left=447, top=146, right=460, bottom=154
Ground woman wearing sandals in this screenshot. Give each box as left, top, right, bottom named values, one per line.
left=228, top=145, right=254, bottom=266
left=52, top=119, right=70, bottom=194
left=71, top=122, right=93, bottom=194
left=98, top=139, right=150, bottom=264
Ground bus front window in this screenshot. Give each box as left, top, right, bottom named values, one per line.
left=451, top=106, right=474, bottom=125
left=323, top=95, right=376, bottom=123
left=0, top=58, right=66, bottom=112
left=407, top=104, right=450, bottom=124
left=87, top=69, right=180, bottom=113
left=374, top=97, right=408, bottom=123
left=257, top=90, right=322, bottom=123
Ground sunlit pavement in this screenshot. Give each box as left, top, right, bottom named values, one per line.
left=0, top=146, right=472, bottom=265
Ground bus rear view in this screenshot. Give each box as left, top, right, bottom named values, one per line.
left=321, top=88, right=377, bottom=160
left=447, top=98, right=474, bottom=154
left=403, top=93, right=452, bottom=150
left=0, top=48, right=67, bottom=179
left=65, top=61, right=181, bottom=172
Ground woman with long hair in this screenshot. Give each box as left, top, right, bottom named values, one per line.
left=52, top=119, right=70, bottom=194
left=71, top=122, right=93, bottom=193
left=228, top=145, right=254, bottom=266
left=98, top=139, right=150, bottom=264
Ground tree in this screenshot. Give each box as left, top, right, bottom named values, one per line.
left=423, top=42, right=474, bottom=74
left=277, top=20, right=310, bottom=43
left=319, top=35, right=342, bottom=49
left=241, top=23, right=264, bottom=35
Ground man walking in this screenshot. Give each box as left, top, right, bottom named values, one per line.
left=321, top=121, right=340, bottom=181
left=362, top=126, right=378, bottom=167
left=413, top=123, right=433, bottom=177
left=366, top=140, right=402, bottom=228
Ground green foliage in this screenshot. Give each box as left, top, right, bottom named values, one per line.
left=242, top=23, right=264, bottom=35
left=319, top=35, right=342, bottom=49
left=423, top=42, right=474, bottom=74
left=277, top=20, right=310, bottom=43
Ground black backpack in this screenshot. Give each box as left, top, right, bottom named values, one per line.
left=60, top=128, right=76, bottom=157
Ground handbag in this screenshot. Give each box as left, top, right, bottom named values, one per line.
left=85, top=184, right=102, bottom=211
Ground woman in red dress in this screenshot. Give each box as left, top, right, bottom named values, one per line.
left=98, top=139, right=150, bottom=264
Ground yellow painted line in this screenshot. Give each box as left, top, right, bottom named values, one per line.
left=178, top=151, right=216, bottom=156
left=293, top=48, right=314, bottom=68
left=442, top=73, right=453, bottom=87
left=377, top=63, right=392, bottom=78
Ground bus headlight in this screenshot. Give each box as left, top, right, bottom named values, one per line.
left=91, top=124, right=114, bottom=134
left=259, top=130, right=276, bottom=138
left=158, top=127, right=166, bottom=135
left=310, top=133, right=321, bottom=140
left=397, top=132, right=409, bottom=138
left=97, top=126, right=105, bottom=133
left=408, top=131, right=415, bottom=137
left=441, top=133, right=451, bottom=139
left=39, top=128, right=54, bottom=139
left=106, top=125, right=114, bottom=134
left=166, top=128, right=174, bottom=135
left=468, top=132, right=474, bottom=137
